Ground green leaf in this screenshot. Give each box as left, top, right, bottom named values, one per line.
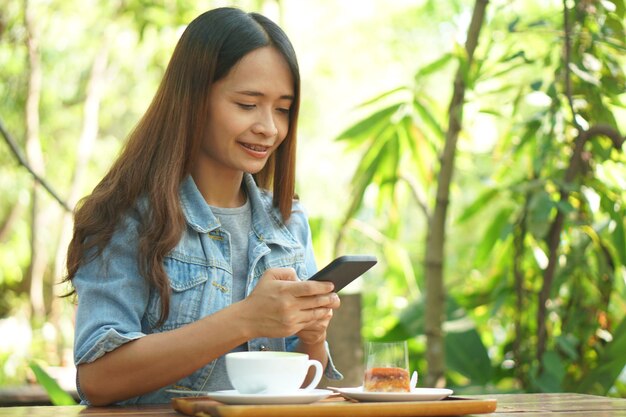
left=382, top=242, right=418, bottom=292
left=457, top=187, right=500, bottom=223
left=384, top=297, right=493, bottom=385
left=446, top=326, right=492, bottom=384
left=568, top=63, right=601, bottom=86
left=556, top=334, right=579, bottom=360
left=352, top=127, right=397, bottom=189
left=356, top=86, right=409, bottom=109
left=413, top=98, right=445, bottom=140
left=336, top=103, right=403, bottom=145
left=604, top=15, right=625, bottom=44
left=474, top=207, right=514, bottom=266
left=396, top=115, right=418, bottom=160
left=508, top=16, right=520, bottom=32
left=414, top=53, right=454, bottom=80
left=534, top=351, right=565, bottom=392
left=379, top=297, right=425, bottom=341
left=527, top=190, right=554, bottom=239
left=341, top=126, right=397, bottom=221
left=611, top=209, right=626, bottom=266
left=397, top=116, right=432, bottom=187
left=577, top=315, right=626, bottom=394
left=28, top=362, right=76, bottom=406
left=515, top=119, right=542, bottom=155
left=609, top=0, right=625, bottom=18
left=501, top=50, right=532, bottom=64
left=478, top=108, right=504, bottom=117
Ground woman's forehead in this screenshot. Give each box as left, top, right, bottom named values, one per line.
left=217, top=47, right=294, bottom=98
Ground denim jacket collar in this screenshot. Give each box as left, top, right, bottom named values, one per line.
left=179, top=173, right=300, bottom=248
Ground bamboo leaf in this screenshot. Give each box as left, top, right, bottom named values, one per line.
left=343, top=127, right=396, bottom=220
left=336, top=103, right=403, bottom=144
left=397, top=115, right=419, bottom=160
left=414, top=53, right=454, bottom=80
left=397, top=115, right=433, bottom=186
left=356, top=86, right=409, bottom=109
left=514, top=119, right=542, bottom=155
left=413, top=98, right=445, bottom=140
left=352, top=126, right=396, bottom=187
left=479, top=108, right=505, bottom=117
left=474, top=207, right=514, bottom=266
left=28, top=362, right=76, bottom=406
left=457, top=187, right=501, bottom=223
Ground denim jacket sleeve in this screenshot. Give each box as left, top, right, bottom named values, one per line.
left=73, top=209, right=150, bottom=367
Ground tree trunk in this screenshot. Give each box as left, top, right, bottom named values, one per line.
left=24, top=0, right=47, bottom=320
left=423, top=0, right=489, bottom=388
left=536, top=124, right=625, bottom=363
left=49, top=41, right=109, bottom=364
left=0, top=202, right=23, bottom=243
left=52, top=44, right=109, bottom=283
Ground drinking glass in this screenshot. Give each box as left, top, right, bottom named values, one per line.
left=363, top=340, right=410, bottom=392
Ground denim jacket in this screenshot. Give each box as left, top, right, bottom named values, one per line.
left=73, top=173, right=342, bottom=404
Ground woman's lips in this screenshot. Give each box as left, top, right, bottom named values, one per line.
left=239, top=142, right=270, bottom=157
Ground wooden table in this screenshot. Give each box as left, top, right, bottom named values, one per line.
left=1, top=393, right=626, bottom=416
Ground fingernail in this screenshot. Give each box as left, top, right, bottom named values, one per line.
left=331, top=293, right=339, bottom=301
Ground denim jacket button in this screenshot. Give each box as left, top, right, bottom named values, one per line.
left=259, top=345, right=269, bottom=351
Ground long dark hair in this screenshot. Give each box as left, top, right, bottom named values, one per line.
left=65, top=7, right=301, bottom=325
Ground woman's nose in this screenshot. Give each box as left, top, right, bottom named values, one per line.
left=252, top=110, right=279, bottom=137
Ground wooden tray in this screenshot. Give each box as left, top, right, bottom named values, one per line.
left=171, top=395, right=497, bottom=417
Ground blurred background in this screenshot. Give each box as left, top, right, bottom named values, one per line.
left=1, top=0, right=626, bottom=404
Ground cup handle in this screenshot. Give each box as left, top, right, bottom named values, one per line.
left=301, top=359, right=323, bottom=391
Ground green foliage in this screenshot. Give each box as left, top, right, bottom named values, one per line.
left=382, top=296, right=494, bottom=386
left=28, top=362, right=76, bottom=406
left=577, top=316, right=626, bottom=394
left=334, top=0, right=626, bottom=396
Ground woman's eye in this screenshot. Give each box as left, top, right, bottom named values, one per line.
left=237, top=103, right=255, bottom=110
left=277, top=108, right=290, bottom=115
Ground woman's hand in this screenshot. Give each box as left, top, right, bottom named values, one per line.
left=238, top=268, right=339, bottom=340
left=295, top=292, right=340, bottom=345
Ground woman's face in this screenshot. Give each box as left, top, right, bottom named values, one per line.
left=200, top=46, right=294, bottom=179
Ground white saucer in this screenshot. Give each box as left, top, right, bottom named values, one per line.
left=334, top=386, right=453, bottom=402
left=202, top=389, right=332, bottom=405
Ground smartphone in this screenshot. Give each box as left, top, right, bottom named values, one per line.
left=309, top=255, right=377, bottom=292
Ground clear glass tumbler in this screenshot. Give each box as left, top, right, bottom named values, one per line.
left=363, top=340, right=410, bottom=392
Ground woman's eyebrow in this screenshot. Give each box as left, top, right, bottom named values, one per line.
left=235, top=90, right=294, bottom=101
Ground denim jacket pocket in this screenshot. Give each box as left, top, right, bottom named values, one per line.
left=146, top=258, right=209, bottom=331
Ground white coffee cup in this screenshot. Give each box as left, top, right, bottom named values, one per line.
left=225, top=351, right=323, bottom=394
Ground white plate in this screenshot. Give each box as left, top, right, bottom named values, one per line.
left=170, top=389, right=333, bottom=405
left=335, top=386, right=453, bottom=402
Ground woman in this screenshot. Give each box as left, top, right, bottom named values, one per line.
left=65, top=7, right=342, bottom=406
